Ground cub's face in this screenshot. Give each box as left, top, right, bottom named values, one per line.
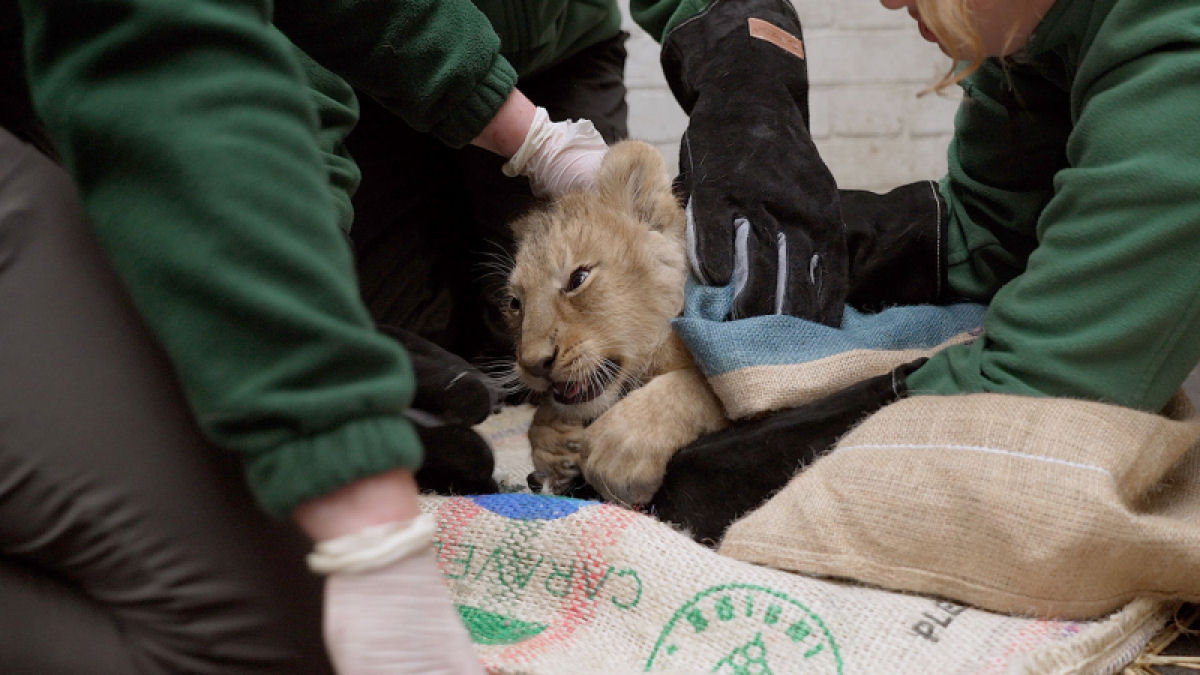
left=505, top=141, right=687, bottom=423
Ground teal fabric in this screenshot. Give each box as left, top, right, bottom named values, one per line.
left=674, top=280, right=985, bottom=379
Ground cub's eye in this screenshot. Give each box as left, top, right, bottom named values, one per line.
left=507, top=295, right=522, bottom=313
left=566, top=266, right=591, bottom=292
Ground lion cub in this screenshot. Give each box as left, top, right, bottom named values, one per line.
left=505, top=140, right=728, bottom=506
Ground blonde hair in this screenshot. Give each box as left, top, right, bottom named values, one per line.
left=916, top=0, right=1034, bottom=93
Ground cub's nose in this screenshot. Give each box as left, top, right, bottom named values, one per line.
left=519, top=346, right=558, bottom=379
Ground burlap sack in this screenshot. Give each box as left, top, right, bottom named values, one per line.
left=720, top=392, right=1200, bottom=620
left=706, top=331, right=974, bottom=420
left=456, top=407, right=1176, bottom=673
left=421, top=493, right=1171, bottom=674
left=672, top=284, right=986, bottom=420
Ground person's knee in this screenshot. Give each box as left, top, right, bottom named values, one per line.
left=118, top=582, right=331, bottom=674
left=0, top=552, right=331, bottom=674
left=0, top=454, right=331, bottom=674
left=106, top=519, right=332, bottom=673
left=0, top=127, right=88, bottom=259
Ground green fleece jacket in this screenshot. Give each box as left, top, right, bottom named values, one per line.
left=907, top=0, right=1200, bottom=411
left=16, top=0, right=705, bottom=516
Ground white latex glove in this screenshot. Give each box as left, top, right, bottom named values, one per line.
left=501, top=106, right=608, bottom=197
left=308, top=515, right=483, bottom=675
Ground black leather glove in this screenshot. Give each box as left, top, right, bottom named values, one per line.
left=377, top=325, right=499, bottom=495
left=841, top=181, right=950, bottom=312
left=409, top=422, right=498, bottom=496
left=662, top=0, right=845, bottom=323
left=650, top=359, right=927, bottom=545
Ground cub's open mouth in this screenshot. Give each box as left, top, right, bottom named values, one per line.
left=552, top=359, right=621, bottom=405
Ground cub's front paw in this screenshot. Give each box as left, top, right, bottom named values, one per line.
left=527, top=417, right=586, bottom=495
left=581, top=411, right=674, bottom=507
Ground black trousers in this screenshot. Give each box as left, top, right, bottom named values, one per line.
left=347, top=34, right=630, bottom=366
left=0, top=128, right=332, bottom=673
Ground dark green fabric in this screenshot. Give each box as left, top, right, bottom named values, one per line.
left=271, top=0, right=517, bottom=148
left=18, top=0, right=424, bottom=516
left=1, top=2, right=53, bottom=157
left=472, top=0, right=622, bottom=76
left=291, top=45, right=361, bottom=234
left=631, top=0, right=711, bottom=42
left=12, top=0, right=703, bottom=516
left=908, top=0, right=1200, bottom=412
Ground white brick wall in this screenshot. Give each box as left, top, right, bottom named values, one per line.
left=619, top=0, right=960, bottom=191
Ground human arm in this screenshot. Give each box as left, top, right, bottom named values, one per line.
left=929, top=58, right=1068, bottom=303
left=294, top=471, right=484, bottom=675
left=907, top=0, right=1200, bottom=412
left=274, top=0, right=607, bottom=196
left=19, top=0, right=423, bottom=516
left=285, top=331, right=494, bottom=675
left=20, top=2, right=485, bottom=668
left=273, top=0, right=516, bottom=148
left=646, top=0, right=847, bottom=322
left=629, top=0, right=710, bottom=42
left=472, top=89, right=538, bottom=158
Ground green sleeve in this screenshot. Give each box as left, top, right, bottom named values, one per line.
left=291, top=45, right=361, bottom=234
left=937, top=58, right=1071, bottom=301
left=273, top=0, right=518, bottom=147
left=910, top=1, right=1200, bottom=411
left=629, top=0, right=710, bottom=42
left=19, top=0, right=422, bottom=516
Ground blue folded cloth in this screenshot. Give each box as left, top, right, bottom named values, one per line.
left=672, top=279, right=986, bottom=379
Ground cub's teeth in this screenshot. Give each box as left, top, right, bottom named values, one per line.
left=565, top=382, right=581, bottom=399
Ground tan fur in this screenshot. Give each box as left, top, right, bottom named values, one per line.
left=505, top=141, right=729, bottom=506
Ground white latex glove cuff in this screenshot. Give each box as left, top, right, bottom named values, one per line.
left=502, top=106, right=607, bottom=197
left=307, top=514, right=435, bottom=575
left=315, top=515, right=485, bottom=674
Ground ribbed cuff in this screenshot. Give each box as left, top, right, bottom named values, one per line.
left=428, top=55, right=518, bottom=148
left=245, top=415, right=424, bottom=518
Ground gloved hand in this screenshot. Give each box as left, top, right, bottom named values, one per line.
left=662, top=0, right=846, bottom=323
left=650, top=359, right=927, bottom=545
left=378, top=325, right=499, bottom=495
left=502, top=106, right=608, bottom=197
left=308, top=516, right=484, bottom=675
left=379, top=325, right=495, bottom=426
left=841, top=181, right=950, bottom=312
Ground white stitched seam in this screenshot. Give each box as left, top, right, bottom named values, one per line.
left=732, top=218, right=751, bottom=314
left=685, top=195, right=706, bottom=283
left=775, top=232, right=787, bottom=315
left=446, top=371, right=468, bottom=390
left=835, top=442, right=1113, bottom=478
left=927, top=180, right=943, bottom=299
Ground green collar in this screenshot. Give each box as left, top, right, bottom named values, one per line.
left=1023, top=0, right=1088, bottom=55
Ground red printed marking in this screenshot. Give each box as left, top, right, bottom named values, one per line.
left=498, top=504, right=639, bottom=664
left=979, top=620, right=1063, bottom=674
left=434, top=497, right=485, bottom=573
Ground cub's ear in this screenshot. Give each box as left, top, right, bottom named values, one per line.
left=595, top=140, right=681, bottom=234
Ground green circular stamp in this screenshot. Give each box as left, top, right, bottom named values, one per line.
left=646, top=584, right=842, bottom=674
